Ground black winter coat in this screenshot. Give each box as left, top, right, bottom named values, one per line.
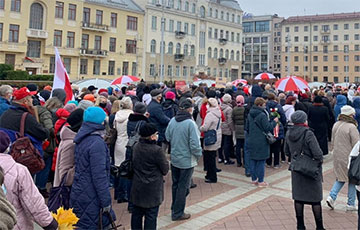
left=147, top=100, right=170, bottom=142
left=308, top=104, right=330, bottom=155
left=131, top=139, right=169, bottom=208
left=232, top=106, right=245, bottom=139
left=285, top=125, right=323, bottom=203
left=0, top=103, right=49, bottom=141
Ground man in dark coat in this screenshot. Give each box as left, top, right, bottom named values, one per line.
left=0, top=87, right=49, bottom=141
left=147, top=89, right=170, bottom=146
left=308, top=96, right=330, bottom=155
left=70, top=107, right=116, bottom=229
left=131, top=123, right=169, bottom=230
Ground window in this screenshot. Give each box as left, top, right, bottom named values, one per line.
left=294, top=36, right=299, bottom=42
left=304, top=36, right=308, bottom=42
left=230, top=50, right=234, bottom=60
left=344, top=66, right=349, bottom=72
left=109, top=37, right=116, bottom=52
left=150, top=64, right=155, bottom=76
left=323, top=55, right=328, bottom=61
left=199, top=54, right=205, bottom=65
left=200, top=31, right=205, bottom=49
left=184, top=23, right=189, bottom=34
left=313, top=36, right=318, bottom=41
left=11, top=0, right=21, bottom=12
left=81, top=34, right=89, bottom=49
left=152, top=16, right=157, bottom=30
left=175, top=65, right=180, bottom=77
left=313, top=56, right=318, bottom=61
left=192, top=3, right=196, bottom=13
left=168, top=42, right=173, bottom=54
left=183, top=66, right=188, bottom=77
left=27, top=40, right=41, bottom=58
left=66, top=32, right=75, bottom=48
left=225, top=49, right=229, bottom=59
left=96, top=10, right=103, bottom=25
left=29, top=3, right=44, bottom=30
left=215, top=9, right=218, bottom=18
left=68, top=4, right=76, bottom=20
left=323, top=76, right=328, bottom=82
left=226, top=12, right=229, bottom=21
left=313, top=46, right=318, bottom=52
left=344, top=24, right=349, bottom=30
left=313, top=25, right=318, bottom=31
left=255, top=21, right=270, bottom=32
left=83, top=7, right=90, bottom=24
left=344, top=45, right=349, bottom=53
left=177, top=0, right=181, bottom=10
left=169, top=20, right=174, bottom=32
left=231, top=32, right=234, bottom=42
left=127, top=16, right=138, bottom=30
left=55, top=1, right=63, bottom=18
left=356, top=55, right=360, bottom=61
left=294, top=56, right=299, bottom=62
left=333, top=55, right=338, bottom=61
left=208, top=47, right=212, bottom=58
left=63, top=58, right=71, bottom=73
left=185, top=1, right=189, bottom=11
left=80, top=59, right=88, bottom=74
left=344, top=55, right=349, bottom=61
left=208, top=27, right=212, bottom=39
left=323, top=66, right=328, bottom=72
left=225, top=31, right=229, bottom=40
left=94, top=35, right=101, bottom=50
left=213, top=48, right=218, bottom=58
left=168, top=0, right=174, bottom=8
left=0, top=23, right=2, bottom=41
left=333, top=66, right=338, bottom=72
left=294, top=26, right=299, bottom=32
left=232, top=14, right=235, bottom=23
left=200, top=6, right=205, bottom=18
left=176, top=43, right=181, bottom=54
left=50, top=56, right=56, bottom=73
left=236, top=51, right=240, bottom=61
left=236, top=33, right=240, bottom=43
left=356, top=45, right=360, bottom=51
left=221, top=11, right=224, bottom=20
left=334, top=24, right=338, bottom=30
left=355, top=34, right=360, bottom=40
left=313, top=66, right=318, bottom=72
left=294, top=66, right=299, bottom=72
left=125, top=40, right=136, bottom=54
left=0, top=0, right=4, bottom=9
left=237, top=15, right=241, bottom=24
left=333, top=35, right=338, bottom=41
left=150, top=40, right=156, bottom=53
left=183, top=44, right=188, bottom=56
left=111, top=13, right=117, bottom=28
left=219, top=48, right=223, bottom=58
left=188, top=24, right=194, bottom=36
left=53, top=30, right=62, bottom=46
left=167, top=65, right=173, bottom=76
left=93, top=60, right=100, bottom=75
left=176, top=21, right=181, bottom=31
left=190, top=45, right=195, bottom=56
left=209, top=8, right=212, bottom=17
left=108, top=61, right=115, bottom=75
left=344, top=34, right=349, bottom=41
left=304, top=26, right=308, bottom=32
left=285, top=27, right=290, bottom=33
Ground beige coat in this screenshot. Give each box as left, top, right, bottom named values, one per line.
left=332, top=120, right=359, bottom=182
left=200, top=107, right=222, bottom=151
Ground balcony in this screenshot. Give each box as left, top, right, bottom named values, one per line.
left=218, top=57, right=227, bottom=65
left=175, top=54, right=184, bottom=61
left=80, top=49, right=108, bottom=57
left=321, top=39, right=331, bottom=45
left=175, top=31, right=186, bottom=39
left=82, top=22, right=109, bottom=32
left=219, top=38, right=227, bottom=45
left=26, top=29, right=48, bottom=39
left=320, top=29, right=330, bottom=34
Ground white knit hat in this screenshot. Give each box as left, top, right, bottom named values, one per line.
left=208, top=98, right=218, bottom=107
left=341, top=105, right=355, bottom=116
left=222, top=94, right=232, bottom=104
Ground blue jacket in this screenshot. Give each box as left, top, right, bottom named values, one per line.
left=70, top=122, right=115, bottom=229
left=266, top=100, right=286, bottom=140
left=0, top=96, right=10, bottom=117
left=147, top=99, right=170, bottom=142
left=165, top=111, right=202, bottom=169
left=334, top=95, right=347, bottom=120
left=353, top=97, right=360, bottom=133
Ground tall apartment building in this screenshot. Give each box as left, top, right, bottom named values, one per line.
left=242, top=14, right=284, bottom=79
left=135, top=0, right=243, bottom=83
left=0, top=0, right=144, bottom=80
left=281, top=12, right=360, bottom=83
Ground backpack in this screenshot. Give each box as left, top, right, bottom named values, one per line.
left=10, top=112, right=45, bottom=175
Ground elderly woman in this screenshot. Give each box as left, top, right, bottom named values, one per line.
left=200, top=98, right=222, bottom=183
left=114, top=97, right=133, bottom=203
left=247, top=98, right=277, bottom=187
left=218, top=94, right=234, bottom=165
left=285, top=111, right=324, bottom=230
left=327, top=105, right=359, bottom=211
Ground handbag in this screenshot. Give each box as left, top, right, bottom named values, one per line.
left=48, top=173, right=71, bottom=212
left=291, top=130, right=321, bottom=180
left=349, top=155, right=360, bottom=185
left=204, top=118, right=220, bottom=146
left=98, top=209, right=122, bottom=230
left=254, top=119, right=276, bottom=145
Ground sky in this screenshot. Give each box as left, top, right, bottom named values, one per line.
left=238, top=0, right=360, bottom=18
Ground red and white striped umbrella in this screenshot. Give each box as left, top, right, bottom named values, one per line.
left=254, top=73, right=276, bottom=80
left=232, top=79, right=248, bottom=86
left=275, top=76, right=309, bottom=92
left=110, top=75, right=140, bottom=85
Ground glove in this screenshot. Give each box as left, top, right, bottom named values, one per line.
left=102, top=205, right=111, bottom=213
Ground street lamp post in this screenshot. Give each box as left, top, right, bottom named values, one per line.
left=156, top=2, right=167, bottom=84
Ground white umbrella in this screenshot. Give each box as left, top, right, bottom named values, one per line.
left=193, top=79, right=216, bottom=86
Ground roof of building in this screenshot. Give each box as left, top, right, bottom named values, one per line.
left=283, top=12, right=360, bottom=24
left=210, top=0, right=242, bottom=11
left=85, top=0, right=143, bottom=13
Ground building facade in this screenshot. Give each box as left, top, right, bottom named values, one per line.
left=0, top=0, right=144, bottom=81
left=242, top=14, right=284, bottom=79
left=137, top=0, right=243, bottom=83
left=281, top=12, right=360, bottom=83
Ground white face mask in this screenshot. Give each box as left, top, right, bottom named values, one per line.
left=1, top=184, right=6, bottom=195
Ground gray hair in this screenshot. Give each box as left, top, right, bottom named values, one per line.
left=0, top=85, right=13, bottom=97
left=120, top=96, right=133, bottom=110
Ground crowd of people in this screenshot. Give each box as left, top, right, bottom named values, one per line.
left=0, top=81, right=359, bottom=229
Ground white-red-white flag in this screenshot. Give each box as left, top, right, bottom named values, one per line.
left=53, top=47, right=73, bottom=103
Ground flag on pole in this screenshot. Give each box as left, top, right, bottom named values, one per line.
left=53, top=47, right=73, bottom=103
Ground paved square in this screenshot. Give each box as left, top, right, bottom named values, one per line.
left=112, top=154, right=358, bottom=229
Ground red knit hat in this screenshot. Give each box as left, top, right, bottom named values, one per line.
left=165, top=91, right=176, bottom=100
left=13, top=87, right=32, bottom=100
left=98, top=88, right=108, bottom=94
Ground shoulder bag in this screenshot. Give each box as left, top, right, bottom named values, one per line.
left=48, top=173, right=71, bottom=212
left=254, top=116, right=276, bottom=145
left=291, top=130, right=321, bottom=180
left=204, top=118, right=220, bottom=146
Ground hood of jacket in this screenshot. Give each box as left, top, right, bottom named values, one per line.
left=266, top=100, right=279, bottom=109
left=336, top=95, right=347, bottom=106
left=52, top=88, right=66, bottom=104
left=249, top=105, right=265, bottom=119
left=60, top=126, right=77, bottom=141
left=115, top=109, right=132, bottom=123
left=207, top=107, right=221, bottom=119
left=353, top=97, right=360, bottom=109
left=0, top=154, right=15, bottom=175
left=251, top=85, right=263, bottom=98
left=175, top=110, right=192, bottom=122
left=56, top=108, right=70, bottom=119
left=128, top=113, right=148, bottom=122
left=74, top=122, right=105, bottom=144
left=283, top=104, right=293, bottom=113
left=286, top=125, right=308, bottom=142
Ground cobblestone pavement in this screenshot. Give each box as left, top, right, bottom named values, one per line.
left=112, top=153, right=358, bottom=230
